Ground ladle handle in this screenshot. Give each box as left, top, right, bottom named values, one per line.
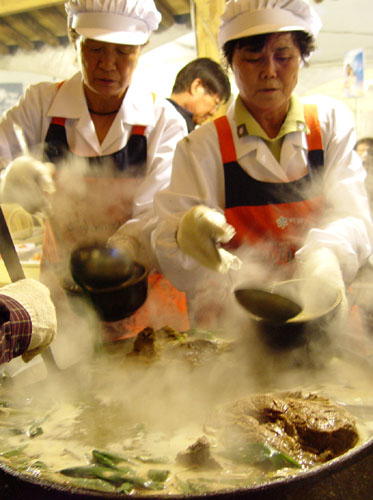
left=0, top=204, right=60, bottom=370
left=0, top=205, right=26, bottom=281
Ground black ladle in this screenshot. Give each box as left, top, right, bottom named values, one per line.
left=234, top=287, right=303, bottom=323
left=70, top=244, right=135, bottom=289
left=69, top=244, right=149, bottom=322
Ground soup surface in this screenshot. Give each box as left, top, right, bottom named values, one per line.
left=0, top=328, right=372, bottom=496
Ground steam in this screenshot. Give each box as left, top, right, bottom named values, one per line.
left=1, top=46, right=372, bottom=453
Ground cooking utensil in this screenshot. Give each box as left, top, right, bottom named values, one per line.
left=239, top=279, right=342, bottom=350
left=0, top=206, right=26, bottom=283
left=69, top=244, right=149, bottom=322
left=0, top=204, right=59, bottom=372
left=234, top=286, right=303, bottom=323
left=70, top=244, right=135, bottom=289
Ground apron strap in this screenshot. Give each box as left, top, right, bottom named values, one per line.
left=214, top=115, right=237, bottom=164
left=304, top=103, right=324, bottom=168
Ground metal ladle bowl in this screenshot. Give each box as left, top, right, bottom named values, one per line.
left=235, top=279, right=342, bottom=325
left=70, top=244, right=135, bottom=289
left=234, top=287, right=303, bottom=323
left=235, top=278, right=342, bottom=349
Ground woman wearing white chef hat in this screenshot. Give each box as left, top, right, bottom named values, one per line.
left=0, top=0, right=190, bottom=341
left=152, top=0, right=373, bottom=328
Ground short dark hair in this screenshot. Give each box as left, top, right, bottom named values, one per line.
left=355, top=137, right=373, bottom=150
left=222, top=31, right=316, bottom=67
left=171, top=57, right=231, bottom=103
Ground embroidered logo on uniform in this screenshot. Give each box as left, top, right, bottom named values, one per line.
left=277, top=216, right=288, bottom=229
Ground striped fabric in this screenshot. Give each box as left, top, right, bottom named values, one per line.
left=0, top=294, right=32, bottom=364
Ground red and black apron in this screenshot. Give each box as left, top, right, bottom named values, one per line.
left=40, top=105, right=189, bottom=340
left=214, top=104, right=324, bottom=268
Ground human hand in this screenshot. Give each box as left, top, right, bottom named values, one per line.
left=2, top=279, right=57, bottom=362
left=176, top=205, right=242, bottom=273
left=0, top=156, right=55, bottom=214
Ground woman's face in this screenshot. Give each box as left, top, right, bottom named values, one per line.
left=231, top=33, right=301, bottom=119
left=78, top=38, right=141, bottom=100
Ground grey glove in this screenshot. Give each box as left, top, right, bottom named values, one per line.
left=0, top=156, right=55, bottom=214
left=2, top=279, right=57, bottom=362
left=176, top=205, right=242, bottom=273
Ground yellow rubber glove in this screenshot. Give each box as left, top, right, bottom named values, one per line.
left=176, top=205, right=242, bottom=273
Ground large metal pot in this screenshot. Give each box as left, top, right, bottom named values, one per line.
left=1, top=334, right=372, bottom=500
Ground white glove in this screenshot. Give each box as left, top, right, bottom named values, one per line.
left=0, top=156, right=55, bottom=214
left=2, top=279, right=57, bottom=362
left=176, top=205, right=242, bottom=273
left=295, top=247, right=348, bottom=317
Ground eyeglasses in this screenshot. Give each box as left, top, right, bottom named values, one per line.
left=203, top=88, right=222, bottom=112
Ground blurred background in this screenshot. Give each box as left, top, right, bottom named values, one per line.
left=0, top=0, right=372, bottom=136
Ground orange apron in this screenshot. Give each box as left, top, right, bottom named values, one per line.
left=214, top=104, right=325, bottom=272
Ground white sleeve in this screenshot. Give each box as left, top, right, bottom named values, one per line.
left=152, top=124, right=227, bottom=291
left=0, top=82, right=57, bottom=168
left=296, top=96, right=373, bottom=283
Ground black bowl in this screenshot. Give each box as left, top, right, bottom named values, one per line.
left=81, top=263, right=149, bottom=322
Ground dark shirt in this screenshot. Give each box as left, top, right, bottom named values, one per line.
left=0, top=295, right=32, bottom=364
left=167, top=98, right=195, bottom=133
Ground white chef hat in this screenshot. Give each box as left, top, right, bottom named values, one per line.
left=65, top=0, right=162, bottom=45
left=218, top=0, right=322, bottom=48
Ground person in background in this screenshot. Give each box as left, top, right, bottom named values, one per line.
left=0, top=279, right=56, bottom=365
left=0, top=0, right=189, bottom=342
left=151, top=0, right=373, bottom=328
left=167, top=57, right=231, bottom=133
left=355, top=137, right=373, bottom=164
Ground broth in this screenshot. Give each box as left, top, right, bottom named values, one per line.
left=0, top=330, right=372, bottom=496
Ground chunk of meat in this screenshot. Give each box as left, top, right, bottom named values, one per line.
left=176, top=436, right=222, bottom=470
left=216, top=392, right=359, bottom=467
left=131, top=327, right=156, bottom=357
left=127, top=326, right=232, bottom=366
